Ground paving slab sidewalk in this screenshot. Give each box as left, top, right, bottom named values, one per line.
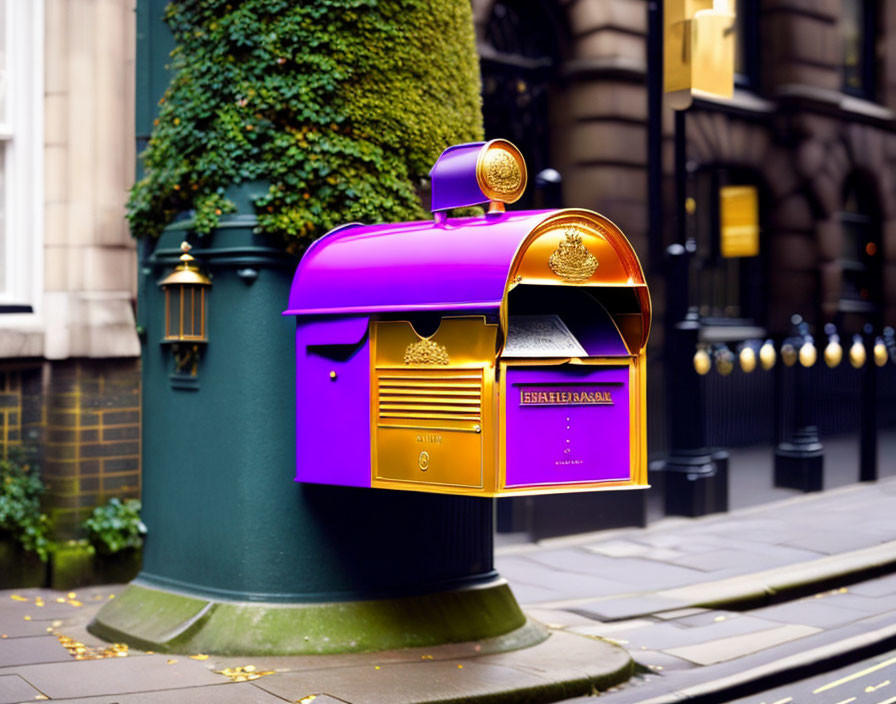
left=496, top=477, right=896, bottom=703
left=0, top=478, right=894, bottom=704
left=0, top=586, right=631, bottom=704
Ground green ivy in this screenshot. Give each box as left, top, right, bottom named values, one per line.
left=82, top=499, right=148, bottom=556
left=128, top=0, right=484, bottom=245
left=0, top=452, right=51, bottom=561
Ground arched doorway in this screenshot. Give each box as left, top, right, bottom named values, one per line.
left=479, top=1, right=567, bottom=209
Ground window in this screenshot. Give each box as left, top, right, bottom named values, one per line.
left=838, top=174, right=882, bottom=321
left=0, top=0, right=43, bottom=313
left=733, top=0, right=760, bottom=90
left=842, top=0, right=877, bottom=99
left=693, top=168, right=765, bottom=323
left=480, top=1, right=565, bottom=209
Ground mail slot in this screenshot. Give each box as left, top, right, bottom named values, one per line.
left=284, top=140, right=651, bottom=496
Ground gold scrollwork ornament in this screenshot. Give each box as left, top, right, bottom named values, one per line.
left=548, top=228, right=599, bottom=282
left=404, top=339, right=450, bottom=366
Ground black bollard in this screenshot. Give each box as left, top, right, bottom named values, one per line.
left=859, top=324, right=878, bottom=482
left=662, top=244, right=728, bottom=517
left=774, top=316, right=824, bottom=491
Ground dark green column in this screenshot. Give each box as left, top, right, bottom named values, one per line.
left=91, top=1, right=532, bottom=656
left=90, top=214, right=532, bottom=655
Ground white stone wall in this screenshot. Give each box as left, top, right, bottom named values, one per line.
left=0, top=0, right=139, bottom=360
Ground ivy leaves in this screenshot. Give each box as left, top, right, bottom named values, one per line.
left=0, top=454, right=51, bottom=561
left=128, top=0, right=483, bottom=245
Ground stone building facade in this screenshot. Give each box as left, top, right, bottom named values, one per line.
left=0, top=0, right=140, bottom=537
left=3, top=0, right=894, bottom=540
left=473, top=0, right=896, bottom=329
left=473, top=0, right=896, bottom=460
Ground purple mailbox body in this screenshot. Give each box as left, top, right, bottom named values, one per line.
left=285, top=143, right=651, bottom=497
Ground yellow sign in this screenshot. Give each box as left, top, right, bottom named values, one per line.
left=664, top=0, right=736, bottom=110
left=720, top=185, right=759, bottom=258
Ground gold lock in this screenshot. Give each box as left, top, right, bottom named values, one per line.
left=716, top=349, right=734, bottom=376
left=874, top=340, right=888, bottom=367
left=799, top=341, right=817, bottom=368
left=759, top=340, right=776, bottom=370
left=824, top=340, right=843, bottom=368
left=849, top=338, right=866, bottom=369
left=781, top=343, right=797, bottom=367
left=739, top=346, right=756, bottom=373
left=693, top=347, right=711, bottom=375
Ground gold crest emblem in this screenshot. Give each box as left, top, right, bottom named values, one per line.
left=481, top=149, right=522, bottom=196
left=548, top=228, right=598, bottom=281
left=404, top=339, right=450, bottom=366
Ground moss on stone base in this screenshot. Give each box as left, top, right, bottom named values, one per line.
left=88, top=579, right=539, bottom=656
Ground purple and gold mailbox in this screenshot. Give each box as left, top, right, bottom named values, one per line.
left=285, top=141, right=651, bottom=496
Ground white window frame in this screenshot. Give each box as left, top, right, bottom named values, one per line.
left=0, top=0, right=43, bottom=315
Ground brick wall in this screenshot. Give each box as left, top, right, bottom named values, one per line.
left=0, top=360, right=141, bottom=539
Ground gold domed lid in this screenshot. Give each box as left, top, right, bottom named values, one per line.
left=159, top=242, right=212, bottom=287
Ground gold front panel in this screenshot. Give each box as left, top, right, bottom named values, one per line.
left=497, top=356, right=649, bottom=495
left=371, top=317, right=498, bottom=493
left=374, top=369, right=486, bottom=489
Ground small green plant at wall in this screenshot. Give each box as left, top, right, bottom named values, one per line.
left=127, top=0, right=483, bottom=245
left=82, top=499, right=147, bottom=555
left=0, top=452, right=51, bottom=561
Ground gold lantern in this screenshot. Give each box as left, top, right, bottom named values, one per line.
left=159, top=242, right=211, bottom=375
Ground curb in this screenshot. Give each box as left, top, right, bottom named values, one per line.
left=599, top=615, right=896, bottom=703
left=535, top=540, right=896, bottom=621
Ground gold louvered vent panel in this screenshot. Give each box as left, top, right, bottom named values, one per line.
left=377, top=371, right=483, bottom=424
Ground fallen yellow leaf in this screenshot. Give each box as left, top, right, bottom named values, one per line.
left=215, top=665, right=275, bottom=682
left=67, top=600, right=83, bottom=607
left=23, top=616, right=31, bottom=621
left=67, top=592, right=77, bottom=599
left=167, top=659, right=178, bottom=665
left=297, top=696, right=318, bottom=704
left=10, top=594, right=28, bottom=602
left=190, top=654, right=210, bottom=661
